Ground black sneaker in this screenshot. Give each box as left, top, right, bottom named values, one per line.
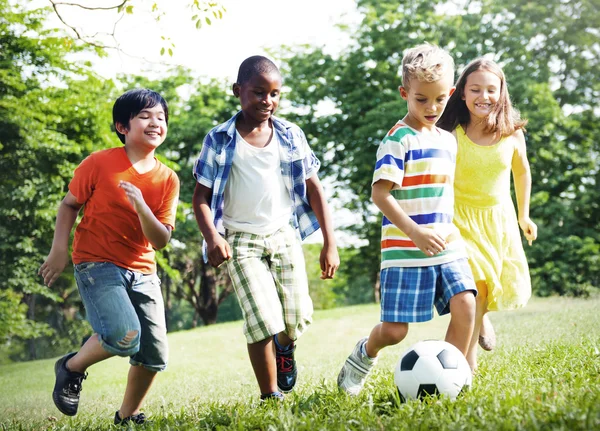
left=52, top=352, right=87, bottom=416
left=114, top=411, right=147, bottom=425
left=260, top=391, right=285, bottom=402
left=275, top=341, right=297, bottom=393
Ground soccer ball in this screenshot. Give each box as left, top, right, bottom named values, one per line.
left=394, top=340, right=472, bottom=401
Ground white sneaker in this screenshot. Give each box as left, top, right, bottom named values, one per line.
left=337, top=337, right=377, bottom=396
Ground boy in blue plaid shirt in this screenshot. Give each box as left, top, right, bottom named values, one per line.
left=192, top=55, right=339, bottom=401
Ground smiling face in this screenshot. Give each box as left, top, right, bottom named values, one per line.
left=462, top=69, right=502, bottom=121
left=233, top=71, right=282, bottom=128
left=400, top=74, right=455, bottom=131
left=116, top=104, right=167, bottom=151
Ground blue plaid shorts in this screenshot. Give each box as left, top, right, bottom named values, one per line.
left=380, top=258, right=477, bottom=323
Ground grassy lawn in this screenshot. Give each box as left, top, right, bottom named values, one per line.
left=1, top=295, right=599, bottom=430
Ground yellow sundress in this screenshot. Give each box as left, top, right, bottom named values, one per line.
left=453, top=125, right=531, bottom=311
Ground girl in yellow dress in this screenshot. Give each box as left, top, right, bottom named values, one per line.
left=437, top=58, right=537, bottom=371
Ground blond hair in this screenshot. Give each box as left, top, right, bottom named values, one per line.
left=401, top=43, right=455, bottom=89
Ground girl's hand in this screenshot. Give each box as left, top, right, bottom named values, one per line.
left=206, top=236, right=232, bottom=268
left=319, top=243, right=340, bottom=279
left=410, top=226, right=447, bottom=256
left=119, top=181, right=149, bottom=214
left=519, top=217, right=538, bottom=246
left=38, top=249, right=69, bottom=287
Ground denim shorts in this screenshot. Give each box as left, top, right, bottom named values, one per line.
left=380, top=257, right=477, bottom=323
left=74, top=261, right=168, bottom=372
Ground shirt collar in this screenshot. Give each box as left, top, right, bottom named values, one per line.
left=216, top=111, right=292, bottom=143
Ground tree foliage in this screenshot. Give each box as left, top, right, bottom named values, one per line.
left=0, top=0, right=116, bottom=351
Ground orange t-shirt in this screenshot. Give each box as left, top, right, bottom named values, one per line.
left=70, top=147, right=180, bottom=274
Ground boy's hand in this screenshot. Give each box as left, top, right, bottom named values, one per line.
left=119, top=181, right=149, bottom=214
left=320, top=244, right=340, bottom=279
left=519, top=217, right=538, bottom=246
left=410, top=226, right=447, bottom=256
left=38, top=249, right=69, bottom=287
left=207, top=236, right=232, bottom=268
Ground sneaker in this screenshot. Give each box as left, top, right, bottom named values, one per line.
left=260, top=391, right=285, bottom=402
left=337, top=337, right=377, bottom=396
left=275, top=340, right=297, bottom=393
left=114, top=411, right=147, bottom=425
left=52, top=352, right=87, bottom=416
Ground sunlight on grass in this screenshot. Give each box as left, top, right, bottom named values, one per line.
left=1, top=296, right=599, bottom=430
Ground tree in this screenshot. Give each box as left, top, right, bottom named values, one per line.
left=281, top=0, right=600, bottom=299
left=0, top=0, right=117, bottom=358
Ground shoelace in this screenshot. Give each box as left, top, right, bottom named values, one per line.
left=276, top=355, right=293, bottom=373
left=64, top=373, right=87, bottom=396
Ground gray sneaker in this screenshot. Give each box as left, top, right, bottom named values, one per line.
left=337, top=337, right=377, bottom=396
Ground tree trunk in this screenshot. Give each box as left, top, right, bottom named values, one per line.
left=25, top=294, right=37, bottom=360
left=198, top=260, right=218, bottom=325
left=373, top=271, right=381, bottom=304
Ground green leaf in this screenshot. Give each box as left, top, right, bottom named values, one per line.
left=205, top=17, right=211, bottom=25
left=125, top=5, right=134, bottom=14
left=160, top=47, right=165, bottom=56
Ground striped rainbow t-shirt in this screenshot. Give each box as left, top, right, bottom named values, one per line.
left=372, top=121, right=466, bottom=268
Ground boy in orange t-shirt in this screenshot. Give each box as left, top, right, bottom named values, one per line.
left=39, top=89, right=179, bottom=425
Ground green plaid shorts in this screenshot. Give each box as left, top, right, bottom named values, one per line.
left=225, top=224, right=313, bottom=344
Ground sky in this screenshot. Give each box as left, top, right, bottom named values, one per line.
left=43, top=0, right=362, bottom=82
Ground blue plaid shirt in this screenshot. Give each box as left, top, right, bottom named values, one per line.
left=193, top=111, right=321, bottom=259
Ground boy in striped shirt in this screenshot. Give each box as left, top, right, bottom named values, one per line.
left=338, top=44, right=477, bottom=395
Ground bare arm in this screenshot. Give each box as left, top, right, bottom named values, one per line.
left=192, top=183, right=231, bottom=267
left=511, top=130, right=537, bottom=245
left=306, top=175, right=340, bottom=279
left=372, top=179, right=446, bottom=256
left=119, top=181, right=172, bottom=249
left=38, top=191, right=82, bottom=287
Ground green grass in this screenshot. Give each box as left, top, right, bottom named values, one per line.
left=1, top=296, right=599, bottom=430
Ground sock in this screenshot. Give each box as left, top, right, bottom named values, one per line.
left=274, top=334, right=292, bottom=351
left=361, top=339, right=375, bottom=362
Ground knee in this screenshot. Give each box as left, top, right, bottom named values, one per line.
left=380, top=323, right=408, bottom=345
left=451, top=291, right=476, bottom=317
left=105, top=327, right=141, bottom=356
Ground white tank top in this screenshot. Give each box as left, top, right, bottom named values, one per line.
left=222, top=131, right=294, bottom=235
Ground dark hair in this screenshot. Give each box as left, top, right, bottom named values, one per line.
left=236, top=55, right=280, bottom=85
left=437, top=58, right=526, bottom=136
left=112, top=88, right=169, bottom=144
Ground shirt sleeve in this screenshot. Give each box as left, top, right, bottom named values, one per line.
left=372, top=137, right=406, bottom=187
left=68, top=154, right=97, bottom=204
left=192, top=133, right=217, bottom=188
left=155, top=171, right=180, bottom=230
left=298, top=128, right=320, bottom=179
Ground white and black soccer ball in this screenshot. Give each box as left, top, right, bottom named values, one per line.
left=394, top=340, right=472, bottom=401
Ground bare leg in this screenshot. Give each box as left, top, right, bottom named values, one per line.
left=479, top=313, right=496, bottom=351
left=445, top=290, right=476, bottom=356
left=118, top=365, right=157, bottom=418
left=364, top=322, right=409, bottom=358
left=276, top=331, right=293, bottom=348
left=66, top=334, right=113, bottom=373
left=465, top=282, right=488, bottom=371
left=248, top=337, right=278, bottom=395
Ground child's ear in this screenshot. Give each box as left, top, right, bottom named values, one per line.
left=449, top=86, right=456, bottom=97
left=232, top=83, right=240, bottom=98
left=399, top=86, right=408, bottom=100
left=115, top=122, right=129, bottom=135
